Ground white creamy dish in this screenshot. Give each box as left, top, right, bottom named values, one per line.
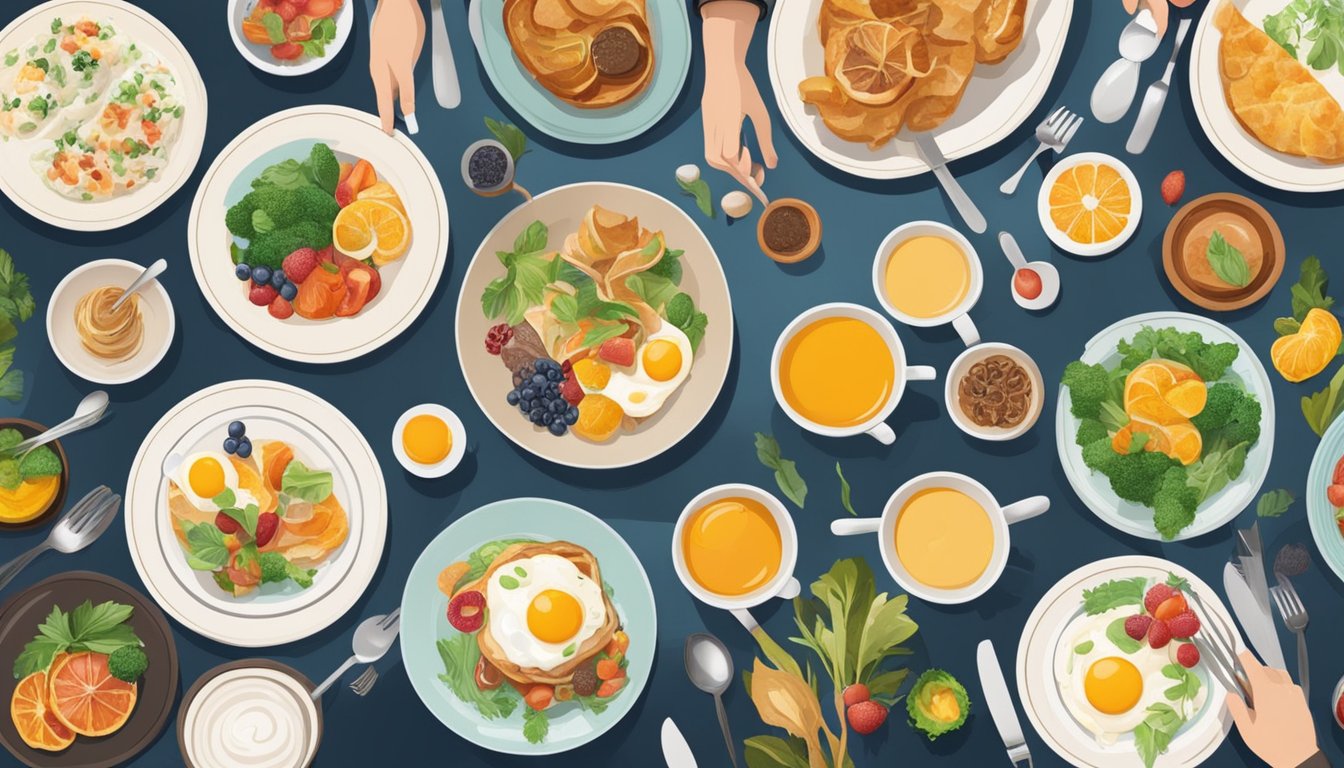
left=181, top=667, right=320, bottom=768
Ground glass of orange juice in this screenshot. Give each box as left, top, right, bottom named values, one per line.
left=872, top=221, right=984, bottom=347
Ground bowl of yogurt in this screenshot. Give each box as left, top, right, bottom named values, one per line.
left=177, top=660, right=322, bottom=768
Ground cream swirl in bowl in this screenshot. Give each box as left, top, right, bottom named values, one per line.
left=180, top=666, right=320, bottom=768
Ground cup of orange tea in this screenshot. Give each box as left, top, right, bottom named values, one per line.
left=873, top=221, right=983, bottom=347
left=830, top=472, right=1047, bottom=604
left=771, top=303, right=936, bottom=445
left=673, top=484, right=799, bottom=611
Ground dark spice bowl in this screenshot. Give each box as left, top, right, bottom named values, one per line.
left=0, top=419, right=69, bottom=530
left=1162, top=193, right=1284, bottom=312
left=758, top=198, right=822, bottom=264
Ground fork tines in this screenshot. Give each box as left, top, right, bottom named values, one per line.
left=1271, top=580, right=1306, bottom=622
left=64, top=486, right=112, bottom=526
left=350, top=666, right=378, bottom=696
left=1184, top=595, right=1251, bottom=702
left=378, top=608, right=402, bottom=631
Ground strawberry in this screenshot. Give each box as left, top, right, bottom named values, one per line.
left=1176, top=643, right=1200, bottom=669
left=1167, top=611, right=1200, bottom=639
left=254, top=512, right=280, bottom=547
left=268, top=296, right=294, bottom=319
left=598, top=337, right=636, bottom=367
left=214, top=511, right=241, bottom=535
left=842, top=683, right=870, bottom=707
left=283, top=247, right=320, bottom=284
left=1160, top=170, right=1185, bottom=206
left=846, top=700, right=888, bottom=735
left=447, top=591, right=486, bottom=633
left=1144, top=583, right=1176, bottom=615
left=1329, top=484, right=1344, bottom=508
left=1147, top=618, right=1172, bottom=649
left=1124, top=614, right=1153, bottom=641
left=249, top=283, right=279, bottom=306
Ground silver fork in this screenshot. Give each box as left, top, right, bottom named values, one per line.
left=1000, top=107, right=1084, bottom=195
left=1185, top=593, right=1252, bottom=703
left=349, top=666, right=378, bottom=696
left=1270, top=576, right=1310, bottom=700
left=0, top=486, right=120, bottom=592
left=311, top=609, right=401, bottom=700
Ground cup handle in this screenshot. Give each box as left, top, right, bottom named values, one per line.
left=866, top=422, right=896, bottom=445
left=1002, top=495, right=1050, bottom=525
left=775, top=577, right=801, bottom=600
left=831, top=518, right=882, bottom=536
left=905, top=365, right=937, bottom=382
left=952, top=313, right=980, bottom=347
left=730, top=608, right=759, bottom=633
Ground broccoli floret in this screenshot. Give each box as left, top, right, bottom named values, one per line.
left=107, top=645, right=148, bottom=683
left=1082, top=436, right=1118, bottom=472
left=225, top=186, right=339, bottom=243
left=18, top=446, right=61, bottom=479
left=225, top=194, right=258, bottom=238
left=1190, top=382, right=1240, bottom=433
left=248, top=221, right=332, bottom=268
left=1105, top=450, right=1178, bottom=506
left=0, top=429, right=21, bottom=452
left=259, top=551, right=318, bottom=589
left=1075, top=418, right=1109, bottom=447
left=1062, top=361, right=1111, bottom=420
left=309, top=142, right=340, bottom=194
left=0, top=459, right=19, bottom=491
left=1152, top=466, right=1198, bottom=540
left=1224, top=395, right=1262, bottom=446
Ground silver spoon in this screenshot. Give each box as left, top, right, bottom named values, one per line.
left=1091, top=9, right=1162, bottom=123
left=7, top=390, right=109, bottom=457
left=311, top=609, right=401, bottom=699
left=998, top=232, right=1060, bottom=310
left=0, top=486, right=120, bottom=592
left=685, top=633, right=738, bottom=768
left=110, top=258, right=166, bottom=312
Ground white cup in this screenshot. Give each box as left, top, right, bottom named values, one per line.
left=672, top=484, right=801, bottom=618
left=872, top=221, right=984, bottom=348
left=770, top=303, right=936, bottom=445
left=830, top=471, right=1048, bottom=604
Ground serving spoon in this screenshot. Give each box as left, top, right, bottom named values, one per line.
left=6, top=390, right=109, bottom=457
left=1091, top=9, right=1163, bottom=123
left=111, top=258, right=167, bottom=312
left=685, top=633, right=739, bottom=768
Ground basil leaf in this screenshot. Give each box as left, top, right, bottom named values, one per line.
left=1205, top=231, right=1252, bottom=288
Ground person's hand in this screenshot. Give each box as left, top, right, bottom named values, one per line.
left=369, top=0, right=425, bottom=135
left=700, top=0, right=777, bottom=205
left=1122, top=0, right=1199, bottom=36
left=1226, top=651, right=1320, bottom=768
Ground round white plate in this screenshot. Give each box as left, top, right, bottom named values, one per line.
left=227, top=0, right=354, bottom=77
left=767, top=0, right=1074, bottom=179
left=455, top=182, right=733, bottom=470
left=1055, top=311, right=1274, bottom=541
left=0, top=0, right=207, bottom=231
left=124, top=379, right=387, bottom=647
left=1017, top=556, right=1240, bottom=768
left=46, top=258, right=174, bottom=385
left=1037, top=152, right=1143, bottom=258
left=392, top=403, right=467, bottom=479
left=1189, top=0, right=1344, bottom=192
left=187, top=105, right=450, bottom=364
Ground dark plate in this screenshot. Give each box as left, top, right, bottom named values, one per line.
left=0, top=572, right=179, bottom=768
left=176, top=659, right=322, bottom=768
left=0, top=419, right=69, bottom=531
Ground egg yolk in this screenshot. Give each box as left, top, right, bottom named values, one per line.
left=1084, top=656, right=1142, bottom=714
left=526, top=588, right=583, bottom=644
left=403, top=414, right=451, bottom=465
left=188, top=457, right=226, bottom=499
left=642, top=339, right=683, bottom=382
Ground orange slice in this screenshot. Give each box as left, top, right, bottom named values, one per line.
left=332, top=199, right=412, bottom=266
left=1271, top=307, right=1341, bottom=382
left=11, top=670, right=74, bottom=752
left=355, top=181, right=406, bottom=215
left=832, top=21, right=924, bottom=106
left=573, top=394, right=624, bottom=442
left=48, top=652, right=137, bottom=738
left=1048, top=162, right=1132, bottom=245
left=571, top=358, right=611, bottom=390
left=1165, top=380, right=1208, bottom=419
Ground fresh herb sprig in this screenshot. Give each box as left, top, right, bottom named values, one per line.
left=755, top=433, right=807, bottom=508
left=14, top=600, right=144, bottom=679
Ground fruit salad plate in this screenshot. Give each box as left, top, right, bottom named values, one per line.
left=124, top=379, right=387, bottom=647
left=400, top=498, right=655, bottom=755
left=455, top=182, right=733, bottom=469
left=0, top=0, right=207, bottom=231
left=1017, top=556, right=1239, bottom=768
left=187, top=105, right=449, bottom=364
left=0, top=571, right=179, bottom=768
left=1056, top=311, right=1274, bottom=541
left=767, top=0, right=1073, bottom=180
left=1306, top=415, right=1344, bottom=583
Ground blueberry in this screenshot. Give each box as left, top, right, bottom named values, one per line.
left=535, top=360, right=550, bottom=373
left=564, top=406, right=579, bottom=425
left=223, top=437, right=239, bottom=454
left=546, top=369, right=562, bottom=382
left=531, top=374, right=547, bottom=387
left=506, top=390, right=520, bottom=406
left=547, top=383, right=560, bottom=397
left=548, top=420, right=567, bottom=436
left=517, top=367, right=532, bottom=379
left=520, top=387, right=535, bottom=402
left=279, top=282, right=298, bottom=301
left=529, top=408, right=545, bottom=424
left=549, top=399, right=566, bottom=414
left=236, top=439, right=253, bottom=459
left=270, top=269, right=287, bottom=290
left=228, top=421, right=246, bottom=439
left=252, top=266, right=272, bottom=285
left=234, top=263, right=251, bottom=281
left=520, top=398, right=534, bottom=411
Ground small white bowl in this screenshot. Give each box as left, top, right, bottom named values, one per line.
left=392, top=404, right=466, bottom=478
left=1037, top=152, right=1143, bottom=258
left=227, top=0, right=353, bottom=77
left=944, top=342, right=1044, bottom=441
left=46, top=259, right=175, bottom=385
left=1010, top=261, right=1061, bottom=311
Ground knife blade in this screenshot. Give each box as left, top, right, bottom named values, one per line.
left=913, top=132, right=987, bottom=233
left=661, top=718, right=698, bottom=768
left=1125, top=18, right=1191, bottom=154
left=1224, top=562, right=1286, bottom=670
left=429, top=0, right=462, bottom=109
left=977, top=640, right=1032, bottom=766
left=1237, top=522, right=1273, bottom=615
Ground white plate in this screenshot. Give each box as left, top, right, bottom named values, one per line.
left=767, top=0, right=1074, bottom=179
left=226, top=0, right=353, bottom=77
left=1055, top=311, right=1274, bottom=541
left=188, top=105, right=449, bottom=364
left=454, top=182, right=733, bottom=470
left=1189, top=0, right=1344, bottom=193
left=1017, top=556, right=1240, bottom=768
left=392, top=403, right=467, bottom=478
left=45, top=258, right=174, bottom=385
left=0, top=0, right=207, bottom=231
left=1037, top=152, right=1143, bottom=258
left=124, top=379, right=387, bottom=647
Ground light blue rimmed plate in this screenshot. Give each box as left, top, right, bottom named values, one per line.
left=1306, top=416, right=1344, bottom=582
left=399, top=498, right=656, bottom=755
left=470, top=0, right=690, bottom=145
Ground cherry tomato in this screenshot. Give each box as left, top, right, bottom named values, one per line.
left=274, top=1, right=301, bottom=22
left=1013, top=268, right=1043, bottom=300
left=270, top=42, right=304, bottom=60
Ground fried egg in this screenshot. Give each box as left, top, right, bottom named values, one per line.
left=598, top=324, right=694, bottom=418
left=486, top=553, right=607, bottom=671
left=170, top=451, right=256, bottom=513
left=1052, top=609, right=1207, bottom=744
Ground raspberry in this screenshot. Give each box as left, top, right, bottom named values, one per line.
left=215, top=512, right=241, bottom=535
left=1166, top=611, right=1200, bottom=639
left=842, top=684, right=870, bottom=707
left=1124, top=614, right=1153, bottom=641
left=268, top=296, right=294, bottom=319
left=254, top=512, right=280, bottom=548
left=1160, top=170, right=1185, bottom=206
left=447, top=590, right=486, bottom=633
left=1176, top=643, right=1200, bottom=669
left=282, top=247, right=320, bottom=284
left=485, top=323, right=513, bottom=355
left=249, top=283, right=278, bottom=306
left=1144, top=583, right=1176, bottom=615
left=846, top=700, right=888, bottom=735
left=559, top=373, right=585, bottom=405
left=1147, top=619, right=1172, bottom=649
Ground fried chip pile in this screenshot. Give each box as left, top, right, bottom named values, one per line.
left=504, top=0, right=655, bottom=109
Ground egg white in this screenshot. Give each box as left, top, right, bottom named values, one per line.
left=486, top=554, right=607, bottom=671
left=171, top=452, right=242, bottom=512
left=598, top=324, right=694, bottom=419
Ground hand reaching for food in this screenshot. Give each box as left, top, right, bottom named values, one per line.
left=700, top=0, right=777, bottom=205
left=1225, top=651, right=1325, bottom=768
left=1122, top=0, right=1199, bottom=36
left=369, top=0, right=425, bottom=135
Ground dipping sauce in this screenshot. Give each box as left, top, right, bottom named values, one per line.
left=1181, top=212, right=1263, bottom=291
left=74, top=285, right=143, bottom=361
left=402, top=414, right=452, bottom=465
left=779, top=316, right=895, bottom=428
left=467, top=145, right=509, bottom=190
left=590, top=26, right=642, bottom=76
left=682, top=496, right=782, bottom=596
left=883, top=235, right=972, bottom=319
left=762, top=205, right=812, bottom=255
left=1013, top=268, right=1042, bottom=300
left=957, top=354, right=1033, bottom=429
left=894, top=487, right=994, bottom=590
left=181, top=666, right=320, bottom=768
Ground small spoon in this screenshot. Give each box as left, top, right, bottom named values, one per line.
left=1092, top=10, right=1162, bottom=124
left=7, top=390, right=109, bottom=457
left=999, top=232, right=1060, bottom=311
left=685, top=633, right=738, bottom=768
left=111, top=258, right=167, bottom=312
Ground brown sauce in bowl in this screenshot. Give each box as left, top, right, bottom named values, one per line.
left=957, top=354, right=1033, bottom=429
left=762, top=206, right=811, bottom=254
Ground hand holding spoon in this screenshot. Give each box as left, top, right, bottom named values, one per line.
left=999, top=232, right=1060, bottom=311
left=111, top=258, right=167, bottom=312
left=686, top=633, right=739, bottom=768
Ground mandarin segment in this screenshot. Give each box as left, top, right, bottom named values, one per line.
left=1271, top=307, right=1341, bottom=382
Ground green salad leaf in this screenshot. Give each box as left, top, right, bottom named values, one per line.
left=754, top=433, right=807, bottom=508
left=1082, top=576, right=1147, bottom=615
left=485, top=117, right=527, bottom=162
left=676, top=177, right=714, bottom=218
left=14, top=601, right=143, bottom=679
left=1304, top=362, right=1344, bottom=436
left=281, top=460, right=334, bottom=502
left=436, top=634, right=517, bottom=720
left=1256, top=489, right=1295, bottom=518
left=836, top=463, right=856, bottom=516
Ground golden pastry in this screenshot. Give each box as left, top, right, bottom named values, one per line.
left=504, top=0, right=654, bottom=109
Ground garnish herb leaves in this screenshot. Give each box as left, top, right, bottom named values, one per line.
left=1256, top=489, right=1295, bottom=518
left=836, top=462, right=856, bottom=516
left=1264, top=0, right=1344, bottom=73
left=1206, top=231, right=1252, bottom=288
left=676, top=177, right=714, bottom=218
left=1082, top=577, right=1148, bottom=615
left=484, top=117, right=527, bottom=162
left=481, top=221, right=552, bottom=326
left=281, top=460, right=333, bottom=502
left=436, top=635, right=517, bottom=719
left=1302, top=362, right=1344, bottom=436
left=523, top=707, right=550, bottom=744
left=754, top=433, right=807, bottom=508
left=14, top=601, right=142, bottom=679
left=181, top=520, right=231, bottom=571
left=1277, top=256, right=1336, bottom=336
left=0, top=250, right=35, bottom=401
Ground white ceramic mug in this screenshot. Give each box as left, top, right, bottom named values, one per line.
left=872, top=221, right=984, bottom=348
left=770, top=303, right=936, bottom=445
left=943, top=343, right=1045, bottom=442
left=830, top=471, right=1048, bottom=604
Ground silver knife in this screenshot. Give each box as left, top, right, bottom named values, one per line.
left=1224, top=561, right=1286, bottom=670
left=1126, top=18, right=1191, bottom=154
left=661, top=718, right=698, bottom=768
left=913, top=132, right=988, bottom=234
left=977, top=640, right=1032, bottom=767
left=429, top=0, right=462, bottom=109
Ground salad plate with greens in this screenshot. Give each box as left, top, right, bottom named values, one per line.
left=1057, top=312, right=1273, bottom=541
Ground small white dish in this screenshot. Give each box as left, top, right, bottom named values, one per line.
left=392, top=404, right=466, bottom=478
left=226, top=0, right=353, bottom=77
left=1037, top=152, right=1143, bottom=257
left=998, top=232, right=1061, bottom=310
left=46, top=259, right=175, bottom=385
left=945, top=342, right=1044, bottom=441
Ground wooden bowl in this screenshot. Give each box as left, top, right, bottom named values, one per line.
left=1162, top=193, right=1284, bottom=311
left=0, top=419, right=69, bottom=530
left=758, top=198, right=821, bottom=263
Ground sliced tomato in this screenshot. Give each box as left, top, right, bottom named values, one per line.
left=226, top=550, right=261, bottom=587
left=305, top=0, right=343, bottom=18
left=270, top=42, right=304, bottom=60
left=335, top=267, right=372, bottom=317
left=333, top=252, right=381, bottom=302
left=1333, top=455, right=1344, bottom=485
